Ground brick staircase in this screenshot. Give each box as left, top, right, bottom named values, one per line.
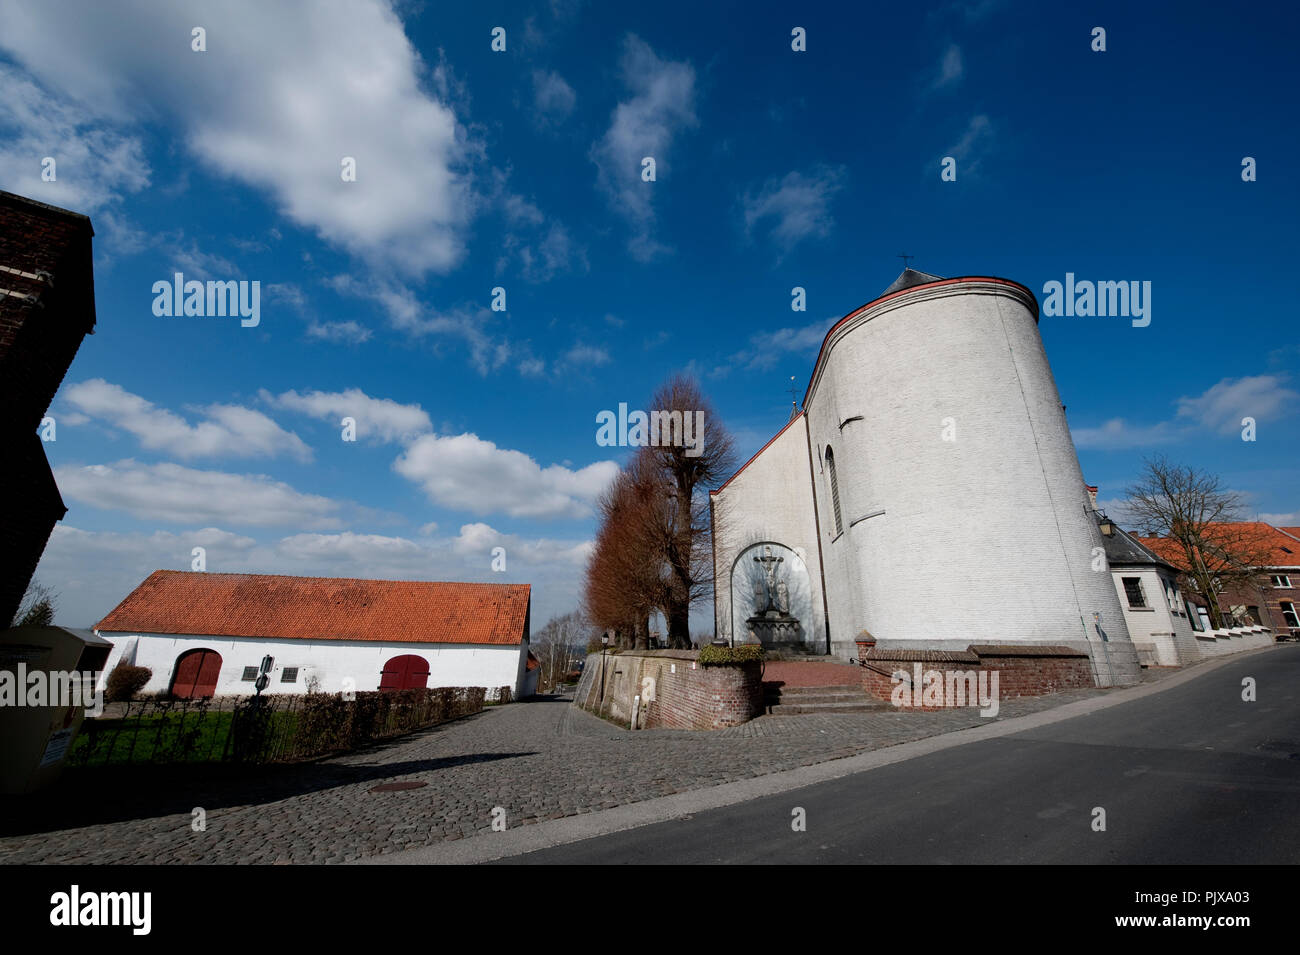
left=763, top=681, right=886, bottom=715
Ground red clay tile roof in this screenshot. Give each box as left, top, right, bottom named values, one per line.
left=1280, top=527, right=1300, bottom=542
left=1136, top=522, right=1300, bottom=571
left=95, top=570, right=530, bottom=645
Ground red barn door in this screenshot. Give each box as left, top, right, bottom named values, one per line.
left=171, top=649, right=222, bottom=699
left=379, top=654, right=430, bottom=691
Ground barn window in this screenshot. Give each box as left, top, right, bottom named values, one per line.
left=241, top=666, right=258, bottom=681
left=1270, top=574, right=1292, bottom=588
left=825, top=446, right=843, bottom=537
left=281, top=667, right=299, bottom=683
left=1122, top=577, right=1146, bottom=608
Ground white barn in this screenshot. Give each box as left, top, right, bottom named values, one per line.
left=710, top=269, right=1142, bottom=687
left=94, top=570, right=536, bottom=700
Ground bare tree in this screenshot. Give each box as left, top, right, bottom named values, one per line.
left=532, top=610, right=589, bottom=692
left=583, top=373, right=737, bottom=650
left=1121, top=456, right=1274, bottom=629
left=641, top=374, right=736, bottom=648
left=11, top=578, right=57, bottom=628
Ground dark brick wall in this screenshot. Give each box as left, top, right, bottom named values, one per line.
left=645, top=661, right=763, bottom=730
left=0, top=192, right=95, bottom=626
left=857, top=643, right=1095, bottom=707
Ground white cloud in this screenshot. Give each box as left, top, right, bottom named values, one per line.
left=0, top=61, right=150, bottom=218
left=265, top=387, right=431, bottom=444
left=532, top=69, right=576, bottom=124
left=327, top=276, right=509, bottom=373
left=712, top=319, right=829, bottom=377
left=742, top=166, right=846, bottom=259
left=1070, top=418, right=1179, bottom=451
left=591, top=35, right=697, bottom=261
left=0, top=0, right=474, bottom=277
left=62, top=379, right=312, bottom=462
left=54, top=459, right=346, bottom=528
left=1260, top=512, right=1300, bottom=527
left=1176, top=374, right=1298, bottom=436
left=394, top=433, right=618, bottom=519
left=305, top=320, right=374, bottom=345
left=940, top=114, right=994, bottom=177
left=35, top=522, right=592, bottom=628
left=930, top=44, right=964, bottom=90
left=557, top=343, right=612, bottom=372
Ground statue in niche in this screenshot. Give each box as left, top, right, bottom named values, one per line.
left=753, top=545, right=783, bottom=612
left=776, top=578, right=790, bottom=614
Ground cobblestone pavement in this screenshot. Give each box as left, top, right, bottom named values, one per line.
left=0, top=682, right=1146, bottom=864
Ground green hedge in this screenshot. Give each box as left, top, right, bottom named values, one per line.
left=697, top=644, right=764, bottom=666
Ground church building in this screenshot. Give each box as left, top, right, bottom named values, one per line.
left=710, top=270, right=1142, bottom=687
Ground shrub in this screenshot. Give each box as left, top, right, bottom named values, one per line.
left=697, top=644, right=764, bottom=666
left=105, top=663, right=153, bottom=702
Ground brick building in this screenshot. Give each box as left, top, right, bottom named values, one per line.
left=0, top=192, right=97, bottom=627
left=1139, top=523, right=1300, bottom=640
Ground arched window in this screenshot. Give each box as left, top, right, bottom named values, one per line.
left=825, top=446, right=843, bottom=537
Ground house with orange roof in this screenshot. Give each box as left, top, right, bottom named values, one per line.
left=1135, top=522, right=1299, bottom=641
left=93, top=570, right=533, bottom=699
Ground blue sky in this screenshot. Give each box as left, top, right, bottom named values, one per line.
left=1, top=0, right=1296, bottom=630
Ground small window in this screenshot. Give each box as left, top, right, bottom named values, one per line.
left=1270, top=574, right=1292, bottom=588
left=1122, top=577, right=1147, bottom=608
left=241, top=666, right=258, bottom=681
left=1185, top=600, right=1203, bottom=631
left=1282, top=602, right=1299, bottom=629
left=825, top=446, right=843, bottom=537
left=1247, top=605, right=1262, bottom=625
left=281, top=667, right=299, bottom=683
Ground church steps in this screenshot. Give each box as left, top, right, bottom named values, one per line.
left=763, top=680, right=885, bottom=714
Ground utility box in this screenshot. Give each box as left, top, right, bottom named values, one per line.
left=0, top=625, right=113, bottom=794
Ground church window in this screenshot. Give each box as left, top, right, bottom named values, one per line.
left=825, top=446, right=843, bottom=537
left=1122, top=577, right=1146, bottom=608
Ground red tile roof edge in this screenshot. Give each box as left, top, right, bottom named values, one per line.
left=94, top=570, right=532, bottom=646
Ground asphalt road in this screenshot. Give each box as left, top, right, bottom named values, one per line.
left=500, top=646, right=1300, bottom=864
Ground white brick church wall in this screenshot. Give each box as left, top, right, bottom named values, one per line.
left=798, top=279, right=1136, bottom=680
left=711, top=414, right=827, bottom=650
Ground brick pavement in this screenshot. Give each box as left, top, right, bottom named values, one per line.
left=0, top=681, right=1139, bottom=864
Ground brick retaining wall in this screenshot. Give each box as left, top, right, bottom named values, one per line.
left=856, top=640, right=1094, bottom=708
left=574, top=650, right=763, bottom=730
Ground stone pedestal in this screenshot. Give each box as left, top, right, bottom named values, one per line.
left=746, top=610, right=803, bottom=647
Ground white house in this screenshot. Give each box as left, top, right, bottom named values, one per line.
left=1098, top=517, right=1202, bottom=667
left=94, top=570, right=535, bottom=700
left=710, top=269, right=1141, bottom=687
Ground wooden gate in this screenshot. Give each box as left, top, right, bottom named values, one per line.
left=171, top=649, right=222, bottom=699
left=379, top=654, right=430, bottom=691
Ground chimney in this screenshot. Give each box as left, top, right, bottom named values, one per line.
left=1085, top=484, right=1099, bottom=510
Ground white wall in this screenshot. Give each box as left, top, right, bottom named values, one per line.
left=1110, top=566, right=1201, bottom=666
left=711, top=414, right=828, bottom=652
left=802, top=280, right=1136, bottom=682
left=98, top=631, right=528, bottom=698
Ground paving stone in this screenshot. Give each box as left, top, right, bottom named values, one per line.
left=0, top=682, right=1143, bottom=864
